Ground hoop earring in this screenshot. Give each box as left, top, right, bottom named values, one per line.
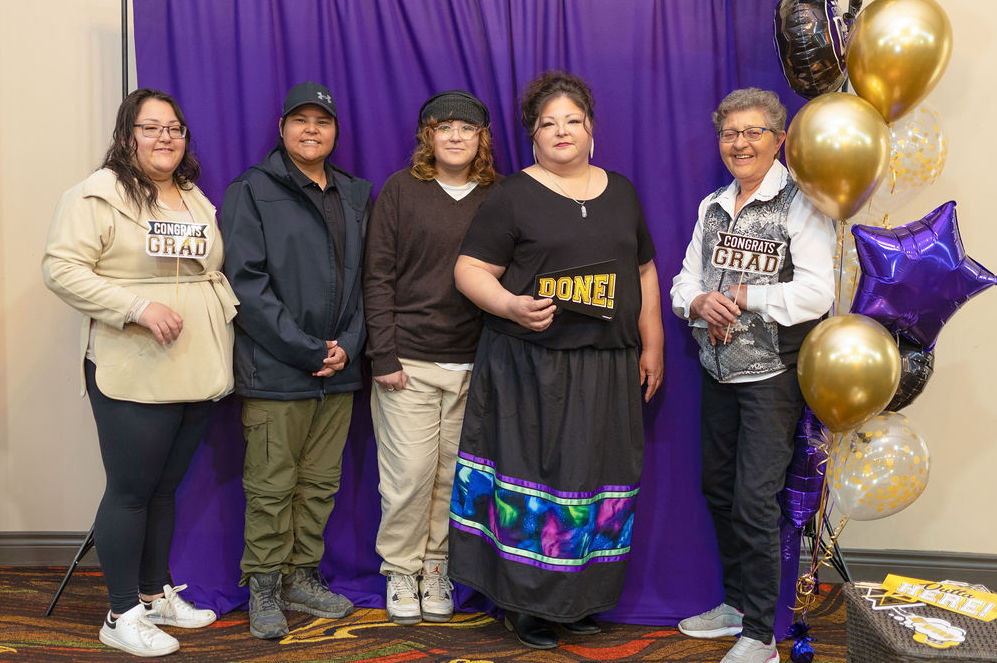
left=532, top=143, right=538, bottom=164
left=589, top=137, right=594, bottom=160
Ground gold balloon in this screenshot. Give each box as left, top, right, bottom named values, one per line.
left=846, top=0, right=953, bottom=123
left=797, top=314, right=901, bottom=432
left=827, top=412, right=930, bottom=520
left=786, top=93, right=890, bottom=220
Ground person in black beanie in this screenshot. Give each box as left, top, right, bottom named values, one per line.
left=364, top=89, right=500, bottom=625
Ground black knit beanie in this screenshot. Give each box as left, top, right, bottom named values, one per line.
left=418, top=90, right=489, bottom=128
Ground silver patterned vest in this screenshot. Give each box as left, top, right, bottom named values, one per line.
left=693, top=177, right=818, bottom=381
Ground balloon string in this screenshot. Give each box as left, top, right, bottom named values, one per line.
left=793, top=514, right=849, bottom=617
left=793, top=430, right=840, bottom=620
left=833, top=220, right=846, bottom=315
left=815, top=427, right=830, bottom=476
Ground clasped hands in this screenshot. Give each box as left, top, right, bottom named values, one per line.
left=691, top=285, right=748, bottom=346
left=313, top=340, right=348, bottom=377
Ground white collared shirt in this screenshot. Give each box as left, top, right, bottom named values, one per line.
left=669, top=161, right=836, bottom=382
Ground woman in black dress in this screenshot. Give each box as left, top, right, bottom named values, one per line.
left=448, top=71, right=665, bottom=650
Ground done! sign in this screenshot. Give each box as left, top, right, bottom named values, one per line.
left=711, top=231, right=785, bottom=275
left=533, top=259, right=618, bottom=321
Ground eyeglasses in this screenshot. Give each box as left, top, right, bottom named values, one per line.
left=134, top=123, right=188, bottom=140
left=433, top=123, right=480, bottom=139
left=718, top=126, right=773, bottom=143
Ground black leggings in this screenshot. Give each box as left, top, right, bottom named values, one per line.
left=85, top=361, right=213, bottom=614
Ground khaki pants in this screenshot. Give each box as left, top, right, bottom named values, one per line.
left=372, top=358, right=470, bottom=575
left=239, top=393, right=353, bottom=583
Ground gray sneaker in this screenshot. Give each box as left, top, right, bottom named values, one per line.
left=720, top=635, right=779, bottom=663
left=678, top=602, right=743, bottom=638
left=282, top=567, right=354, bottom=618
left=248, top=571, right=288, bottom=640
left=419, top=560, right=454, bottom=623
left=386, top=572, right=421, bottom=625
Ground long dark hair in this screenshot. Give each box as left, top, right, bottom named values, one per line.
left=100, top=88, right=200, bottom=212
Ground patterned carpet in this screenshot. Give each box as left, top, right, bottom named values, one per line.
left=0, top=568, right=847, bottom=662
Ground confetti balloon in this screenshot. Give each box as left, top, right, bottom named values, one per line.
left=827, top=412, right=930, bottom=520
left=867, top=104, right=948, bottom=219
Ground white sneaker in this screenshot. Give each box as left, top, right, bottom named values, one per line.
left=678, top=602, right=743, bottom=638
left=720, top=635, right=779, bottom=663
left=143, top=583, right=217, bottom=628
left=99, top=603, right=180, bottom=657
left=386, top=573, right=421, bottom=625
left=420, top=560, right=454, bottom=623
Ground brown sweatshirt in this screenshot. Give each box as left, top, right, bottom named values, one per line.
left=363, top=169, right=499, bottom=376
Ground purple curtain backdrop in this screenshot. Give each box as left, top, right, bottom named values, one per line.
left=134, top=0, right=807, bottom=628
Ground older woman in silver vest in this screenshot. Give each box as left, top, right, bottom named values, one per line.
left=670, top=88, right=834, bottom=663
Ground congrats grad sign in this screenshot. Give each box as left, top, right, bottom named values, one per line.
left=533, top=259, right=618, bottom=320
left=145, top=221, right=209, bottom=258
left=711, top=231, right=786, bottom=275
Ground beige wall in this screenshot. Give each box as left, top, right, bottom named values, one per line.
left=1, top=1, right=127, bottom=531
left=836, top=0, right=996, bottom=554
left=1, top=1, right=994, bottom=553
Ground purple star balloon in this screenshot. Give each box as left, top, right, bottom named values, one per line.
left=779, top=408, right=828, bottom=530
left=850, top=201, right=997, bottom=348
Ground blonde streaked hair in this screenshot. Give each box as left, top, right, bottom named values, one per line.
left=409, top=122, right=497, bottom=186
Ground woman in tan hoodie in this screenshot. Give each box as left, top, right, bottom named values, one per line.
left=42, top=88, right=237, bottom=658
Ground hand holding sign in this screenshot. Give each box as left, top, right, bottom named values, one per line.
left=507, top=295, right=555, bottom=332
left=707, top=322, right=731, bottom=346
left=706, top=231, right=787, bottom=343
left=138, top=302, right=183, bottom=345
left=691, top=291, right=740, bottom=326
left=533, top=260, right=618, bottom=321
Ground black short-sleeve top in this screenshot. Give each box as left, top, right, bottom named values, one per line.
left=459, top=170, right=656, bottom=350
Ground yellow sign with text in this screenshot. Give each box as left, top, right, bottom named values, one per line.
left=533, top=259, right=618, bottom=321
left=883, top=574, right=997, bottom=622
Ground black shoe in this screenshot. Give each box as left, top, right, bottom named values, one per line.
left=504, top=612, right=558, bottom=649
left=563, top=615, right=602, bottom=634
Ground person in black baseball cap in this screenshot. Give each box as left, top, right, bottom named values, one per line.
left=221, top=81, right=372, bottom=640
left=278, top=81, right=339, bottom=161
left=282, top=81, right=338, bottom=120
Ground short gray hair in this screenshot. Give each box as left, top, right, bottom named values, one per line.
left=712, top=88, right=787, bottom=134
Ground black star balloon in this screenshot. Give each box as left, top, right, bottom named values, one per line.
left=850, top=201, right=996, bottom=348
left=774, top=0, right=862, bottom=99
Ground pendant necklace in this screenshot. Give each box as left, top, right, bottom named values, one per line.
left=538, top=164, right=591, bottom=218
